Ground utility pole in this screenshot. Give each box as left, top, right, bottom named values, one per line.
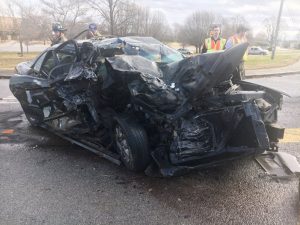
left=271, top=0, right=285, bottom=60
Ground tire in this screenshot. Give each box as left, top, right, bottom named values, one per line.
left=22, top=105, right=44, bottom=126
left=113, top=115, right=151, bottom=172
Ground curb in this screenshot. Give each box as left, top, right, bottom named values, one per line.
left=245, top=71, right=300, bottom=79
left=0, top=75, right=12, bottom=79
left=0, top=71, right=13, bottom=79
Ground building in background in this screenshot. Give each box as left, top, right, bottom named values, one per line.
left=0, top=16, right=21, bottom=41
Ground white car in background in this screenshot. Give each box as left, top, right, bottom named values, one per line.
left=248, top=46, right=269, bottom=55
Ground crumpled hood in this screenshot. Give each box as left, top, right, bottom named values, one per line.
left=164, top=42, right=249, bottom=84
left=105, top=43, right=249, bottom=98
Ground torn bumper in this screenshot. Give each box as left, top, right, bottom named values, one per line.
left=256, top=152, right=300, bottom=178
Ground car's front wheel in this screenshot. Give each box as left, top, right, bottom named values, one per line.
left=113, top=116, right=151, bottom=172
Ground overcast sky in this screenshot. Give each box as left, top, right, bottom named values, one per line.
left=139, top=0, right=300, bottom=40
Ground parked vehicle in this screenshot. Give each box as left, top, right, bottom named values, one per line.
left=10, top=37, right=285, bottom=176
left=248, top=46, right=269, bottom=55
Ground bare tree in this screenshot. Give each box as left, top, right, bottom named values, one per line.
left=179, top=11, right=216, bottom=53
left=4, top=0, right=49, bottom=55
left=114, top=1, right=139, bottom=36
left=87, top=0, right=172, bottom=40
left=132, top=7, right=172, bottom=41
left=253, top=31, right=269, bottom=46
left=221, top=15, right=249, bottom=38
left=296, top=30, right=300, bottom=49
left=129, top=5, right=150, bottom=35
left=175, top=24, right=187, bottom=47
left=41, top=0, right=88, bottom=36
left=147, top=10, right=170, bottom=40
left=87, top=0, right=123, bottom=35
left=263, top=17, right=276, bottom=49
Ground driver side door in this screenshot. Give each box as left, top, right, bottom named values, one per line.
left=10, top=40, right=79, bottom=123
left=9, top=50, right=56, bottom=111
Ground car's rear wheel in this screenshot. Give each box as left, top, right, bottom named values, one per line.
left=113, top=115, right=151, bottom=172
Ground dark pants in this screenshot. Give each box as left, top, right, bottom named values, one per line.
left=232, top=61, right=245, bottom=81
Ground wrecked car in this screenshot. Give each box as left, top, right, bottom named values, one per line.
left=9, top=37, right=285, bottom=176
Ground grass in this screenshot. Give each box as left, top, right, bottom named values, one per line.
left=245, top=49, right=300, bottom=70
left=1, top=49, right=300, bottom=72
left=0, top=52, right=39, bottom=72
left=168, top=42, right=300, bottom=70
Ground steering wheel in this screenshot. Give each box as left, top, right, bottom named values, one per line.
left=54, top=40, right=79, bottom=63
left=40, top=69, right=48, bottom=78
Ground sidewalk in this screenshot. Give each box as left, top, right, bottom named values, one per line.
left=0, top=70, right=13, bottom=79
left=0, top=41, right=48, bottom=52
left=245, top=59, right=300, bottom=78
left=1, top=60, right=300, bottom=79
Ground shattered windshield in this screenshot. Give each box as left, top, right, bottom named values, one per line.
left=95, top=37, right=184, bottom=64
left=128, top=44, right=184, bottom=64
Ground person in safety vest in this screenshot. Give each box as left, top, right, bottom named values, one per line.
left=225, top=25, right=249, bottom=80
left=201, top=25, right=226, bottom=53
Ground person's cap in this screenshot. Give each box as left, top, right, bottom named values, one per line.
left=52, top=22, right=67, bottom=32
left=89, top=23, right=97, bottom=30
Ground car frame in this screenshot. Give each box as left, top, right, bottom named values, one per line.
left=9, top=37, right=285, bottom=177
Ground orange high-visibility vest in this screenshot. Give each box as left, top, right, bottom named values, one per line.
left=229, top=35, right=248, bottom=60
left=205, top=37, right=226, bottom=53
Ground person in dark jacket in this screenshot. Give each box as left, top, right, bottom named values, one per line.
left=51, top=22, right=67, bottom=46
left=225, top=25, right=249, bottom=80
left=86, top=23, right=101, bottom=39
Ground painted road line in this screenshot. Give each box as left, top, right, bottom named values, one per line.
left=280, top=128, right=300, bottom=143
left=1, top=95, right=16, bottom=100
left=1, top=129, right=14, bottom=134
left=0, top=95, right=18, bottom=103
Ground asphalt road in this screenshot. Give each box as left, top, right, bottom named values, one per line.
left=0, top=76, right=299, bottom=225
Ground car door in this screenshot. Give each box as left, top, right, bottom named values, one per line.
left=9, top=50, right=56, bottom=115
left=47, top=40, right=79, bottom=81
left=10, top=40, right=79, bottom=120
left=28, top=40, right=79, bottom=116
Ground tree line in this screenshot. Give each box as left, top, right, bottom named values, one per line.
left=1, top=0, right=278, bottom=53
